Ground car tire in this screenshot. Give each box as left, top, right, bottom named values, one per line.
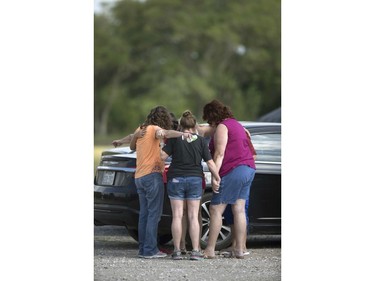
left=200, top=192, right=232, bottom=251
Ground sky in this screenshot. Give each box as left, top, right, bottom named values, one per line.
left=94, top=0, right=118, bottom=13
left=94, top=0, right=146, bottom=13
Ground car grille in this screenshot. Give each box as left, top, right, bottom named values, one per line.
left=95, top=170, right=135, bottom=187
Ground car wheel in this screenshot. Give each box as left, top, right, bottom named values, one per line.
left=200, top=192, right=232, bottom=251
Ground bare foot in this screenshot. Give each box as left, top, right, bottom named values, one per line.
left=203, top=250, right=216, bottom=259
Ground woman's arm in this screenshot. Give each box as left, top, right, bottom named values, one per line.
left=196, top=124, right=214, bottom=137
left=155, top=129, right=192, bottom=140
left=129, top=128, right=142, bottom=151
left=206, top=159, right=221, bottom=193
left=160, top=150, right=169, bottom=161
left=244, top=128, right=257, bottom=160
left=213, top=124, right=228, bottom=172
left=112, top=134, right=134, bottom=147
left=112, top=127, right=147, bottom=147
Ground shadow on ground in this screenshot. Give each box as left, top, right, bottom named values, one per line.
left=94, top=225, right=281, bottom=251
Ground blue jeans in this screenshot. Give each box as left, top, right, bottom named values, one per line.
left=135, top=172, right=165, bottom=256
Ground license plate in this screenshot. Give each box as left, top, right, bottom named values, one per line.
left=102, top=171, right=115, bottom=185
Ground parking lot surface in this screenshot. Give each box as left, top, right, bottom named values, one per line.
left=94, top=226, right=281, bottom=281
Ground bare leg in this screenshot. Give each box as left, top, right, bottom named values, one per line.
left=180, top=199, right=203, bottom=252
left=222, top=224, right=247, bottom=256
left=170, top=199, right=184, bottom=251
left=230, top=225, right=236, bottom=252
left=203, top=203, right=227, bottom=256
left=232, top=199, right=246, bottom=258
left=186, top=199, right=201, bottom=251
left=180, top=201, right=187, bottom=252
left=198, top=199, right=202, bottom=250
left=243, top=229, right=249, bottom=254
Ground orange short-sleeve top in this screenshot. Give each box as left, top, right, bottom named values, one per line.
left=134, top=125, right=165, bottom=179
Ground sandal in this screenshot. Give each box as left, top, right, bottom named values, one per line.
left=233, top=250, right=244, bottom=259
left=223, top=250, right=248, bottom=258
left=221, top=250, right=234, bottom=258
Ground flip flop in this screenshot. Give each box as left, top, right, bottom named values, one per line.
left=233, top=250, right=244, bottom=259
left=203, top=252, right=217, bottom=259
left=220, top=250, right=231, bottom=255
left=220, top=251, right=233, bottom=258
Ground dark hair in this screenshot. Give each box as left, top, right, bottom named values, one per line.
left=141, top=106, right=172, bottom=130
left=169, top=112, right=179, bottom=130
left=179, top=110, right=196, bottom=130
left=202, top=100, right=234, bottom=126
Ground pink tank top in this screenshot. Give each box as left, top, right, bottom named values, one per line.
left=209, top=118, right=255, bottom=177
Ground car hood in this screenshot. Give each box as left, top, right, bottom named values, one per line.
left=100, top=146, right=206, bottom=170
left=101, top=146, right=136, bottom=157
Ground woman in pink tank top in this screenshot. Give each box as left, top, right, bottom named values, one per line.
left=201, top=100, right=256, bottom=259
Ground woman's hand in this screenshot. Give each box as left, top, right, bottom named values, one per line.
left=212, top=177, right=221, bottom=193
left=135, top=127, right=146, bottom=138
left=112, top=139, right=123, bottom=147
left=182, top=132, right=193, bottom=141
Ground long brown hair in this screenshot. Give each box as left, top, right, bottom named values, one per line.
left=141, top=106, right=172, bottom=130
left=202, top=100, right=234, bottom=126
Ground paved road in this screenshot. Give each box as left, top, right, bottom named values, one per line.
left=94, top=226, right=281, bottom=281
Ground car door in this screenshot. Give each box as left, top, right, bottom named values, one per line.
left=249, top=132, right=281, bottom=233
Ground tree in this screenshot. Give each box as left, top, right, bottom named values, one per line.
left=94, top=0, right=281, bottom=137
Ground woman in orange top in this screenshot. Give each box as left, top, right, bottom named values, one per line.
left=129, top=106, right=192, bottom=259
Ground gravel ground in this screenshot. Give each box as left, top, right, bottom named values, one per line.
left=94, top=226, right=281, bottom=281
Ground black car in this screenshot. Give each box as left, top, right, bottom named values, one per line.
left=94, top=122, right=281, bottom=250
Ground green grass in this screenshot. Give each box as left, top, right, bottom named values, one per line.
left=94, top=133, right=130, bottom=173
left=95, top=133, right=125, bottom=146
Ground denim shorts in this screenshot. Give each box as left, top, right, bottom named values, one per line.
left=167, top=176, right=203, bottom=200
left=211, top=165, right=255, bottom=205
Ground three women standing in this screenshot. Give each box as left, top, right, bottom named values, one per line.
left=124, top=100, right=256, bottom=260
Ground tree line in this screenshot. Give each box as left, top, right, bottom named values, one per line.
left=94, top=0, right=281, bottom=137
